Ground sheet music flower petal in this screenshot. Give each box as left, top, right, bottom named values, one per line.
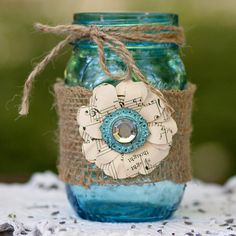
left=147, top=117, right=178, bottom=146
left=77, top=80, right=178, bottom=179
left=77, top=106, right=103, bottom=139
left=116, top=80, right=148, bottom=112
left=90, top=83, right=121, bottom=112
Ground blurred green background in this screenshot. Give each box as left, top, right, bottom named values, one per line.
left=0, top=0, right=236, bottom=183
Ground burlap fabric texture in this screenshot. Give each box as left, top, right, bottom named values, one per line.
left=54, top=81, right=196, bottom=188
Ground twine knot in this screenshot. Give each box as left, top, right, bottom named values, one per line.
left=89, top=25, right=100, bottom=38
left=19, top=22, right=185, bottom=116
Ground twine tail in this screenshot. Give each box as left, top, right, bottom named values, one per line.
left=20, top=23, right=185, bottom=116
left=19, top=35, right=74, bottom=116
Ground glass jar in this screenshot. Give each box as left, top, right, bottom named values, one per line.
left=65, top=12, right=187, bottom=222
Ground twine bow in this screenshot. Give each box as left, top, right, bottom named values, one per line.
left=19, top=23, right=185, bottom=116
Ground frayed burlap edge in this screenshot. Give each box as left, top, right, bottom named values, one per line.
left=54, top=81, right=196, bottom=188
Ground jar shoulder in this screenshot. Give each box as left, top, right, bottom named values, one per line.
left=65, top=49, right=187, bottom=90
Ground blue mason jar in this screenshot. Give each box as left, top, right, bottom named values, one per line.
left=64, top=12, right=187, bottom=222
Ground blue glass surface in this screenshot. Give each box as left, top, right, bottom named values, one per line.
left=65, top=12, right=187, bottom=90
left=66, top=181, right=185, bottom=222
left=64, top=12, right=187, bottom=222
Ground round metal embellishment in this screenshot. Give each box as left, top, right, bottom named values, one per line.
left=100, top=108, right=150, bottom=153
left=112, top=118, right=137, bottom=144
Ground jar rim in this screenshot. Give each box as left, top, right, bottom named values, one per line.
left=73, top=12, right=178, bottom=26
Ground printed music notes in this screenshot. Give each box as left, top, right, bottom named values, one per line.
left=148, top=118, right=177, bottom=146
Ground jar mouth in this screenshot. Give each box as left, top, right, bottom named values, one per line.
left=73, top=12, right=178, bottom=26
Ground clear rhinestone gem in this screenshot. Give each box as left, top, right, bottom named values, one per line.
left=112, top=118, right=137, bottom=143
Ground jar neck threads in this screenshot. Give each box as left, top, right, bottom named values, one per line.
left=73, top=12, right=179, bottom=50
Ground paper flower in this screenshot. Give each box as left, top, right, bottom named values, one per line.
left=77, top=80, right=177, bottom=179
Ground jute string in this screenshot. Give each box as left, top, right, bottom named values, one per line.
left=19, top=23, right=185, bottom=116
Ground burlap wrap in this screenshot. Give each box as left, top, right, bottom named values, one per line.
left=54, top=81, right=196, bottom=188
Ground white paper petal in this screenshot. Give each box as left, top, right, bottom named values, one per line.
left=79, top=126, right=98, bottom=163
left=77, top=106, right=102, bottom=139
left=148, top=117, right=178, bottom=145
left=148, top=143, right=170, bottom=150
left=102, top=156, right=127, bottom=179
left=139, top=90, right=171, bottom=123
left=95, top=140, right=120, bottom=166
left=79, top=126, right=91, bottom=143
left=90, top=83, right=120, bottom=115
left=138, top=164, right=156, bottom=175
left=102, top=163, right=114, bottom=178
left=146, top=143, right=170, bottom=167
left=122, top=154, right=142, bottom=177
left=82, top=140, right=97, bottom=163
left=116, top=80, right=148, bottom=111
left=123, top=142, right=169, bottom=176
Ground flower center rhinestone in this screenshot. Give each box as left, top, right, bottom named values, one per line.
left=100, top=108, right=150, bottom=153
left=112, top=118, right=137, bottom=144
